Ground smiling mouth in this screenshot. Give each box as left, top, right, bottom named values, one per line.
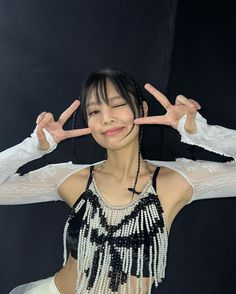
left=103, top=127, right=124, bottom=136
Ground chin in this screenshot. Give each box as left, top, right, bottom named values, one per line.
left=93, top=140, right=126, bottom=151
left=93, top=134, right=139, bottom=152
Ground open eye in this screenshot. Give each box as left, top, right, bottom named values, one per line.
left=88, top=110, right=100, bottom=116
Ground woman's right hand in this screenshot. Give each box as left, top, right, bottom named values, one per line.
left=36, top=100, right=91, bottom=150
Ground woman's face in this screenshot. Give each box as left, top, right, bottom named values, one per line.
left=86, top=82, right=140, bottom=151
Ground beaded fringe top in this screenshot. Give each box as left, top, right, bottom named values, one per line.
left=63, top=174, right=168, bottom=294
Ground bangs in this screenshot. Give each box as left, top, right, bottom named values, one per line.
left=80, top=69, right=144, bottom=125
left=87, top=75, right=109, bottom=105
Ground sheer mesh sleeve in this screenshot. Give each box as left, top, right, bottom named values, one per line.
left=0, top=162, right=87, bottom=205
left=0, top=129, right=86, bottom=205
left=2, top=114, right=235, bottom=205
left=0, top=128, right=57, bottom=185
left=149, top=158, right=236, bottom=204
left=149, top=113, right=236, bottom=204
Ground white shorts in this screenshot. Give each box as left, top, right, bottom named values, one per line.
left=9, top=275, right=60, bottom=294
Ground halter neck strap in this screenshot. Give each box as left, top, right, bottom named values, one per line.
left=152, top=166, right=160, bottom=191
left=85, top=165, right=94, bottom=190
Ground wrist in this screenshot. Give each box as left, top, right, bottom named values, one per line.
left=31, top=128, right=57, bottom=154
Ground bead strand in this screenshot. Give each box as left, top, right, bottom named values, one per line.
left=66, top=181, right=169, bottom=293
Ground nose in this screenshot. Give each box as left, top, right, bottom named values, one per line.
left=102, top=106, right=115, bottom=125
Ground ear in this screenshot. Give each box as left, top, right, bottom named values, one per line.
left=142, top=101, right=148, bottom=117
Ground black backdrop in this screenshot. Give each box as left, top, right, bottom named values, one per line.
left=0, top=1, right=235, bottom=293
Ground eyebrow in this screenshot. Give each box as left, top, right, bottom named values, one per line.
left=86, top=95, right=123, bottom=108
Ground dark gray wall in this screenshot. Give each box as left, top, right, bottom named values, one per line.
left=0, top=0, right=235, bottom=293
left=0, top=0, right=178, bottom=293
left=160, top=1, right=236, bottom=294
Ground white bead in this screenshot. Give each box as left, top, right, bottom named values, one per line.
left=64, top=179, right=169, bottom=293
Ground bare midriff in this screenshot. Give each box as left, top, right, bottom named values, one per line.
left=54, top=253, right=154, bottom=294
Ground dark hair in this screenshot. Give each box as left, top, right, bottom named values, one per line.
left=80, top=68, right=145, bottom=125
left=72, top=68, right=145, bottom=195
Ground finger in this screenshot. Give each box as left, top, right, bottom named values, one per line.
left=184, top=111, right=197, bottom=134
left=63, top=128, right=91, bottom=139
left=176, top=95, right=201, bottom=111
left=36, top=112, right=47, bottom=124
left=37, top=112, right=54, bottom=129
left=189, top=99, right=201, bottom=110
left=58, top=100, right=81, bottom=126
left=144, top=83, right=171, bottom=109
left=35, top=127, right=50, bottom=150
left=134, top=115, right=168, bottom=125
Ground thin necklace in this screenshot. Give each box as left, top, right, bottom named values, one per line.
left=95, top=159, right=151, bottom=203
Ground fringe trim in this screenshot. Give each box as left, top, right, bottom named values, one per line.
left=63, top=184, right=168, bottom=293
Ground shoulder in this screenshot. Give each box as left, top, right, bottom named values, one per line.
left=159, top=166, right=192, bottom=200
left=58, top=160, right=104, bottom=207
left=147, top=160, right=193, bottom=206
left=146, top=161, right=193, bottom=233
left=58, top=166, right=91, bottom=207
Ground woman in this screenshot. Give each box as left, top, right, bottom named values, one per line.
left=1, top=69, right=235, bottom=294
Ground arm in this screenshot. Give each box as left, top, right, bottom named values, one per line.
left=152, top=158, right=236, bottom=204
left=0, top=128, right=61, bottom=204
left=176, top=113, right=236, bottom=203
left=0, top=161, right=85, bottom=205
left=0, top=130, right=90, bottom=205
left=0, top=129, right=57, bottom=184
left=178, top=112, right=236, bottom=160
left=0, top=129, right=64, bottom=205
left=149, top=113, right=236, bottom=203
left=134, top=84, right=236, bottom=204
left=154, top=115, right=236, bottom=203
left=0, top=100, right=91, bottom=205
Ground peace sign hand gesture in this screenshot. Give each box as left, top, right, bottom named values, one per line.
left=134, top=83, right=201, bottom=133
left=36, top=100, right=91, bottom=150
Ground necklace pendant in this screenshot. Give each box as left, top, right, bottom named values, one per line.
left=127, top=187, right=141, bottom=195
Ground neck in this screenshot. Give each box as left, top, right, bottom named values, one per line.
left=104, top=140, right=146, bottom=182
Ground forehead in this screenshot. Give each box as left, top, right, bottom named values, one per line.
left=86, top=81, right=122, bottom=106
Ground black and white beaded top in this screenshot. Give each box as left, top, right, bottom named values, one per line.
left=63, top=165, right=168, bottom=293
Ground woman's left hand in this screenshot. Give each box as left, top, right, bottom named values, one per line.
left=134, top=83, right=201, bottom=134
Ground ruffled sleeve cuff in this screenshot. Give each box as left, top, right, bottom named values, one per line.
left=0, top=129, right=57, bottom=184
left=177, top=112, right=236, bottom=160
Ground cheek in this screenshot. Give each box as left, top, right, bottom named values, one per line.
left=87, top=119, right=95, bottom=130
left=117, top=108, right=135, bottom=123
left=123, top=112, right=134, bottom=122
left=87, top=119, right=103, bottom=143
left=87, top=115, right=100, bottom=130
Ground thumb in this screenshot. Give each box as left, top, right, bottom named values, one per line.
left=36, top=127, right=50, bottom=150
left=184, top=111, right=197, bottom=134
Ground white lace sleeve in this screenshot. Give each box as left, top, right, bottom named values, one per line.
left=149, top=159, right=236, bottom=204
left=168, top=112, right=236, bottom=203
left=0, top=128, right=57, bottom=184
left=0, top=129, right=86, bottom=205
left=0, top=161, right=87, bottom=205
left=177, top=112, right=236, bottom=160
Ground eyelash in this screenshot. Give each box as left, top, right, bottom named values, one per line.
left=88, top=110, right=99, bottom=116
left=88, top=103, right=127, bottom=116
left=113, top=103, right=127, bottom=108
